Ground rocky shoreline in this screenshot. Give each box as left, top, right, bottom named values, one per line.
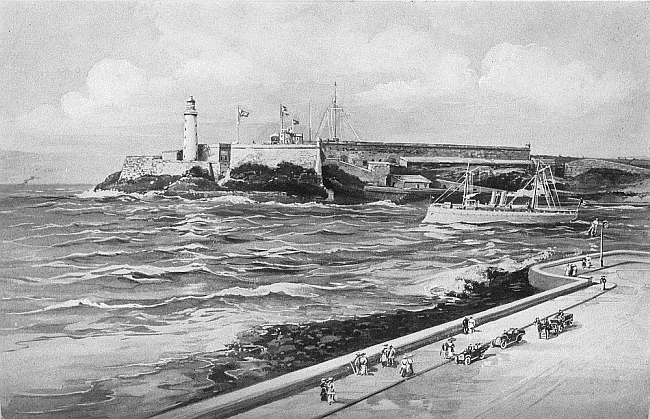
left=167, top=267, right=535, bottom=407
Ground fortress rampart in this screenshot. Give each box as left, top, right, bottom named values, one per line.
left=322, top=141, right=531, bottom=166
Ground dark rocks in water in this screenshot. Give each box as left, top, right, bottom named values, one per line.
left=93, top=168, right=223, bottom=195
left=322, top=164, right=367, bottom=203
left=94, top=171, right=122, bottom=191
left=223, top=162, right=328, bottom=199
left=194, top=269, right=535, bottom=402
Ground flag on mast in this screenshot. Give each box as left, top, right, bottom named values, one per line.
left=280, top=105, right=290, bottom=116
left=237, top=107, right=250, bottom=124
left=292, top=118, right=299, bottom=125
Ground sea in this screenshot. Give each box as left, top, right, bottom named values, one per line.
left=1, top=184, right=648, bottom=418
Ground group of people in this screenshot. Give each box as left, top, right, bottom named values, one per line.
left=398, top=354, right=415, bottom=378
left=351, top=344, right=411, bottom=379
left=440, top=339, right=456, bottom=359
left=379, top=344, right=396, bottom=368
left=462, top=316, right=476, bottom=334
left=319, top=377, right=336, bottom=404
left=564, top=263, right=579, bottom=277
left=581, top=255, right=593, bottom=268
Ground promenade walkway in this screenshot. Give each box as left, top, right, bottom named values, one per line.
left=155, top=251, right=650, bottom=419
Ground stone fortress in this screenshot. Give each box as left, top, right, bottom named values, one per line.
left=118, top=97, right=647, bottom=187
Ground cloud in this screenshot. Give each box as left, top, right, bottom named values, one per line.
left=61, top=58, right=148, bottom=118
left=479, top=43, right=636, bottom=114
left=356, top=53, right=478, bottom=108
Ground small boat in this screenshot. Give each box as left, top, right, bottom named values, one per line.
left=422, top=160, right=579, bottom=225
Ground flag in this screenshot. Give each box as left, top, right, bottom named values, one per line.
left=280, top=105, right=290, bottom=116
left=292, top=118, right=299, bottom=125
left=237, top=107, right=250, bottom=124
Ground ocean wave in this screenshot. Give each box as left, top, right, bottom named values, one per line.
left=11, top=298, right=170, bottom=314
left=205, top=195, right=257, bottom=205
left=304, top=228, right=356, bottom=236
left=214, top=282, right=320, bottom=298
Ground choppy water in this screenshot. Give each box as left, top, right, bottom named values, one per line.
left=1, top=184, right=648, bottom=418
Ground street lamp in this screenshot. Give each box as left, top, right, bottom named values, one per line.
left=598, top=220, right=609, bottom=267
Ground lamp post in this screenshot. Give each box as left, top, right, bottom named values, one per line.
left=598, top=220, right=609, bottom=267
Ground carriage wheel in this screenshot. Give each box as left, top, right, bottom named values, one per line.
left=464, top=357, right=472, bottom=366
left=500, top=339, right=508, bottom=350
left=493, top=337, right=501, bottom=348
left=516, top=334, right=523, bottom=343
left=558, top=324, right=564, bottom=333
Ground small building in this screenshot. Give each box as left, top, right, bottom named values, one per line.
left=389, top=174, right=431, bottom=189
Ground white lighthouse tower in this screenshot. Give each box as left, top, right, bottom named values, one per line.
left=183, top=96, right=198, bottom=161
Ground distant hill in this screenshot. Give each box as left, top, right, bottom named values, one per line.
left=0, top=149, right=116, bottom=184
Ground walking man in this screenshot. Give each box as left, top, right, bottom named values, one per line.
left=462, top=317, right=469, bottom=334
left=380, top=344, right=388, bottom=368
left=387, top=344, right=396, bottom=367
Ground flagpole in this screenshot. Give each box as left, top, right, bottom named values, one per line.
left=237, top=106, right=240, bottom=144
left=309, top=100, right=312, bottom=143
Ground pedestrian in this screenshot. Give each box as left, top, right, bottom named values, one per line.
left=352, top=352, right=361, bottom=375
left=399, top=357, right=409, bottom=378
left=326, top=378, right=336, bottom=405
left=468, top=316, right=476, bottom=334
left=565, top=263, right=572, bottom=276
left=387, top=344, right=396, bottom=367
left=380, top=344, right=388, bottom=368
left=448, top=341, right=455, bottom=357
left=586, top=255, right=593, bottom=268
left=600, top=275, right=607, bottom=291
left=570, top=263, right=578, bottom=277
left=462, top=317, right=469, bottom=334
left=581, top=257, right=587, bottom=268
left=358, top=352, right=368, bottom=375
left=440, top=341, right=448, bottom=358
left=535, top=317, right=543, bottom=339
left=406, top=355, right=414, bottom=376
left=319, top=378, right=328, bottom=402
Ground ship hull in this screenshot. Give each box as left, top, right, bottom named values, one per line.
left=423, top=205, right=578, bottom=225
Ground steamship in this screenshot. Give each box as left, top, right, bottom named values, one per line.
left=422, top=160, right=579, bottom=225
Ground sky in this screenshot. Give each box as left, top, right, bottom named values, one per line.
left=0, top=1, right=648, bottom=183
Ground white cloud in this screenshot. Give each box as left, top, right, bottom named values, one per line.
left=356, top=53, right=478, bottom=108
left=61, top=58, right=148, bottom=119
left=479, top=43, right=636, bottom=114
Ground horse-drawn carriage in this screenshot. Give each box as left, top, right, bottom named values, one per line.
left=537, top=312, right=573, bottom=339
left=455, top=343, right=490, bottom=366
left=491, top=328, right=526, bottom=349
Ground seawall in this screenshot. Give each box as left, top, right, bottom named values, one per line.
left=152, top=252, right=614, bottom=419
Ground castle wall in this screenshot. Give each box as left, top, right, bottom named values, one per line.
left=322, top=141, right=530, bottom=165
left=119, top=156, right=213, bottom=181
left=229, top=144, right=322, bottom=174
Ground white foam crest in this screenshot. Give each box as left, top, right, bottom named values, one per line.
left=38, top=262, right=215, bottom=284
left=11, top=298, right=169, bottom=314
left=155, top=243, right=210, bottom=253
left=213, top=282, right=320, bottom=298
left=205, top=195, right=257, bottom=205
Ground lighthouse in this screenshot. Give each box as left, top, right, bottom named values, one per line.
left=183, top=96, right=198, bottom=161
